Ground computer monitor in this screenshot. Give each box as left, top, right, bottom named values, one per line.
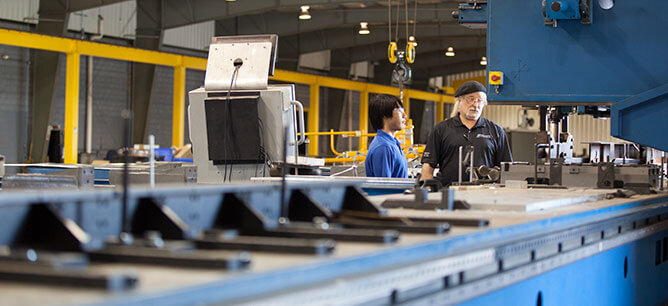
left=204, top=34, right=278, bottom=91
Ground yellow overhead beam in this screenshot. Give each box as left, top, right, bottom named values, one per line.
left=0, top=29, right=454, bottom=102
left=182, top=56, right=207, bottom=71
left=272, top=69, right=317, bottom=85
left=318, top=76, right=366, bottom=92
left=0, top=28, right=454, bottom=159
left=0, top=28, right=200, bottom=69
left=0, top=28, right=73, bottom=53
left=405, top=90, right=453, bottom=103
left=366, top=84, right=399, bottom=96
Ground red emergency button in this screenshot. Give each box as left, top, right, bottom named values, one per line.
left=488, top=71, right=504, bottom=85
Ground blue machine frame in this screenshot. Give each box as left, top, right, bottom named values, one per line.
left=463, top=233, right=668, bottom=305
left=458, top=0, right=668, bottom=152
left=486, top=1, right=668, bottom=104
left=445, top=1, right=668, bottom=304
left=486, top=1, right=668, bottom=151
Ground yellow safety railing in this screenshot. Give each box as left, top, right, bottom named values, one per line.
left=312, top=119, right=423, bottom=165
left=323, top=144, right=424, bottom=164
left=0, top=28, right=454, bottom=163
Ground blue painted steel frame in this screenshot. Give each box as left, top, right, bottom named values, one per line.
left=458, top=3, right=488, bottom=26
left=463, top=229, right=668, bottom=305
left=487, top=0, right=668, bottom=103
left=95, top=195, right=668, bottom=305
left=610, top=83, right=668, bottom=151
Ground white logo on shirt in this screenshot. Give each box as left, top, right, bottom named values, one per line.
left=476, top=134, right=491, bottom=139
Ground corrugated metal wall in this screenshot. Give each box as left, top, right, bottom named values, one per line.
left=569, top=114, right=627, bottom=156
left=483, top=105, right=539, bottom=132
left=1, top=0, right=213, bottom=50
left=0, top=28, right=206, bottom=162
left=0, top=0, right=136, bottom=39
left=0, top=0, right=39, bottom=23
left=0, top=43, right=31, bottom=162
left=446, top=69, right=486, bottom=87
left=67, top=1, right=136, bottom=39
left=163, top=21, right=214, bottom=50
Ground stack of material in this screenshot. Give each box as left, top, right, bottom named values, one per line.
left=173, top=144, right=193, bottom=159
left=107, top=162, right=197, bottom=186
left=2, top=165, right=94, bottom=190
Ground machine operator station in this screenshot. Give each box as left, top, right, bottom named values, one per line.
left=0, top=1, right=667, bottom=305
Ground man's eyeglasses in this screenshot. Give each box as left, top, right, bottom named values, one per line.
left=462, top=96, right=486, bottom=104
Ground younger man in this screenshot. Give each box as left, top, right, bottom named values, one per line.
left=365, top=94, right=408, bottom=178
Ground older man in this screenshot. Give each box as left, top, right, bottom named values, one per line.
left=421, top=81, right=512, bottom=186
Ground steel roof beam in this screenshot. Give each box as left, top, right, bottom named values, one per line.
left=162, top=0, right=386, bottom=30
left=67, top=0, right=129, bottom=12
left=213, top=3, right=459, bottom=37
left=275, top=23, right=483, bottom=56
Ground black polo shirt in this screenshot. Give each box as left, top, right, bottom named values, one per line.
left=422, top=115, right=512, bottom=186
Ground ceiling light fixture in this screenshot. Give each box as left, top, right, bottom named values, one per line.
left=445, top=46, right=455, bottom=57
left=480, top=56, right=487, bottom=65
left=299, top=6, right=311, bottom=20
left=359, top=22, right=370, bottom=35
left=225, top=0, right=236, bottom=2
left=409, top=35, right=417, bottom=47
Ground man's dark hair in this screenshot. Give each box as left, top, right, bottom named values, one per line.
left=369, top=94, right=404, bottom=131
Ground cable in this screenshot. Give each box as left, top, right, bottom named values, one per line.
left=223, top=62, right=242, bottom=182
left=404, top=0, right=409, bottom=42
left=388, top=0, right=392, bottom=44
left=412, top=0, right=417, bottom=38
left=395, top=1, right=399, bottom=43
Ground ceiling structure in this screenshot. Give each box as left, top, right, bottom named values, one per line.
left=207, top=0, right=487, bottom=86
left=27, top=0, right=486, bottom=160
left=71, top=0, right=486, bottom=88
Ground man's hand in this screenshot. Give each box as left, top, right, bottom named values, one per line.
left=421, top=164, right=435, bottom=181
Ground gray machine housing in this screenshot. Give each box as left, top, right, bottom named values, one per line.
left=188, top=84, right=302, bottom=183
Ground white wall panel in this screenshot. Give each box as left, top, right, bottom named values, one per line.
left=68, top=1, right=136, bottom=39
left=483, top=105, right=539, bottom=131
left=0, top=0, right=39, bottom=23
left=163, top=20, right=214, bottom=50
left=446, top=69, right=486, bottom=86
left=569, top=114, right=627, bottom=156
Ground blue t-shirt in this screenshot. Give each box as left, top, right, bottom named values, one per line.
left=365, top=130, right=408, bottom=178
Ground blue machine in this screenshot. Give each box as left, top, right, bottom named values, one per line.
left=461, top=0, right=668, bottom=151
left=450, top=1, right=668, bottom=304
